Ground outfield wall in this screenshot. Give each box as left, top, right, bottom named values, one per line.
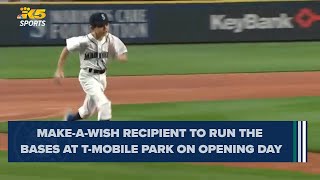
left=1, top=0, right=320, bottom=46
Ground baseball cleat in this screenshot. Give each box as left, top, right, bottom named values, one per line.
left=64, top=112, right=74, bottom=121
left=63, top=108, right=74, bottom=121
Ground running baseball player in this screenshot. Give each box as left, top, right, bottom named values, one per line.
left=54, top=12, right=128, bottom=121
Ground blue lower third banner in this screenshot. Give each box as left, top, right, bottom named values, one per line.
left=8, top=121, right=307, bottom=162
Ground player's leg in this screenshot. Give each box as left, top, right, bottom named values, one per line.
left=79, top=94, right=97, bottom=119
left=65, top=94, right=97, bottom=121
left=90, top=74, right=111, bottom=121
left=67, top=93, right=111, bottom=121
left=81, top=73, right=111, bottom=121
left=98, top=73, right=111, bottom=121
left=93, top=90, right=112, bottom=121
left=65, top=69, right=97, bottom=121
left=67, top=70, right=111, bottom=121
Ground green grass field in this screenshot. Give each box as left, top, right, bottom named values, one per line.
left=1, top=96, right=320, bottom=151
left=1, top=42, right=320, bottom=179
left=1, top=42, right=320, bottom=78
left=0, top=151, right=318, bottom=180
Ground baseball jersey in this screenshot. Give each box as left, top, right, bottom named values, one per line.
left=66, top=33, right=127, bottom=70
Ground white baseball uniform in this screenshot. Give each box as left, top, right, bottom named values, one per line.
left=66, top=32, right=127, bottom=120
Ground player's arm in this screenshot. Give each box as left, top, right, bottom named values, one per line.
left=54, top=36, right=83, bottom=81
left=109, top=35, right=128, bottom=62
left=116, top=52, right=128, bottom=62
left=54, top=47, right=69, bottom=78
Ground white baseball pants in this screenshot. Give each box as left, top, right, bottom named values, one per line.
left=77, top=69, right=112, bottom=120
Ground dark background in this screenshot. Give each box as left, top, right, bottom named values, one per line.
left=2, top=1, right=320, bottom=46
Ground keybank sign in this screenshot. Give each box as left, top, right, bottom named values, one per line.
left=210, top=13, right=294, bottom=33
left=209, top=8, right=320, bottom=33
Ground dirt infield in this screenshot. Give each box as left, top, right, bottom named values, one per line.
left=1, top=71, right=320, bottom=174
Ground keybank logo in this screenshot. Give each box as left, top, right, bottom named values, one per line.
left=17, top=7, right=46, bottom=27
left=210, top=13, right=293, bottom=33
left=295, top=8, right=320, bottom=28
left=210, top=8, right=320, bottom=33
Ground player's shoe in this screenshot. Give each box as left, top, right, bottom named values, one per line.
left=63, top=108, right=74, bottom=121
left=64, top=112, right=74, bottom=121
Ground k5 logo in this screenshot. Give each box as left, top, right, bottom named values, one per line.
left=17, top=7, right=46, bottom=20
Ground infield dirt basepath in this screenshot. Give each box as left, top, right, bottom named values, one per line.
left=1, top=72, right=320, bottom=174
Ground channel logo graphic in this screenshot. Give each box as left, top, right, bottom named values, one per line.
left=209, top=8, right=320, bottom=33
left=17, top=7, right=46, bottom=27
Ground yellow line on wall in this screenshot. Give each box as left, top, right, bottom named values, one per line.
left=0, top=0, right=311, bottom=5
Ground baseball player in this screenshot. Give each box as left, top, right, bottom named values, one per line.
left=54, top=12, right=128, bottom=121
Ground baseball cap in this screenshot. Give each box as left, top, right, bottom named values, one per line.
left=89, top=12, right=110, bottom=27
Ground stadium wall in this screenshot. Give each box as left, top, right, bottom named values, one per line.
left=1, top=0, right=320, bottom=46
